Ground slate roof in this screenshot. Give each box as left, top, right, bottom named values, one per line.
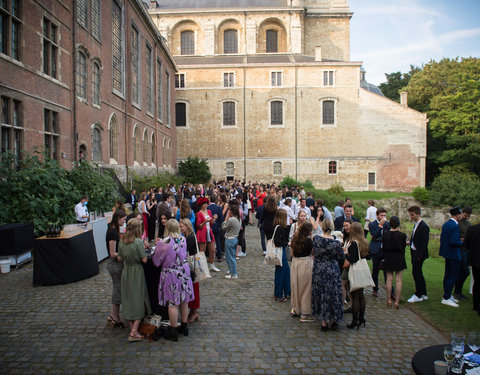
left=361, top=80, right=385, bottom=97
left=154, top=0, right=287, bottom=9
left=174, top=54, right=344, bottom=66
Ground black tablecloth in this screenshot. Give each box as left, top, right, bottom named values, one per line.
left=412, top=344, right=472, bottom=375
left=142, top=258, right=167, bottom=318
left=33, top=231, right=99, bottom=286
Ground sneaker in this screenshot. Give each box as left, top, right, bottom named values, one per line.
left=421, top=295, right=428, bottom=300
left=210, top=264, right=220, bottom=272
left=300, top=315, right=316, bottom=323
left=407, top=295, right=423, bottom=303
left=263, top=251, right=266, bottom=256
left=449, top=296, right=459, bottom=304
left=441, top=298, right=459, bottom=307
left=238, top=252, right=246, bottom=257
left=225, top=274, right=237, bottom=279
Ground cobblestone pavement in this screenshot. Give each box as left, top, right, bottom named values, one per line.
left=0, top=224, right=445, bottom=375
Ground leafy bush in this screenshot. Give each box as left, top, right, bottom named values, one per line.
left=178, top=157, right=212, bottom=184
left=129, top=172, right=184, bottom=195
left=412, top=186, right=430, bottom=204
left=429, top=166, right=480, bottom=210
left=327, top=183, right=345, bottom=197
left=311, top=190, right=341, bottom=211
left=280, top=176, right=315, bottom=190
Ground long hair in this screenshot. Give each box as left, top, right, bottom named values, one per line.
left=349, top=222, right=369, bottom=258
left=121, top=218, right=142, bottom=244
left=179, top=198, right=192, bottom=219
left=291, top=222, right=313, bottom=257
left=179, top=218, right=194, bottom=236
left=164, top=219, right=181, bottom=238
left=229, top=204, right=240, bottom=220
left=264, top=196, right=277, bottom=213
left=274, top=208, right=287, bottom=228
left=108, top=209, right=126, bottom=233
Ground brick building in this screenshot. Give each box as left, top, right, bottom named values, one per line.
left=0, top=0, right=177, bottom=181
left=149, top=0, right=427, bottom=191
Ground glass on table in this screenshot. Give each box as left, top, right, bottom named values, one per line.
left=451, top=333, right=465, bottom=355
left=444, top=345, right=455, bottom=364
left=468, top=332, right=480, bottom=362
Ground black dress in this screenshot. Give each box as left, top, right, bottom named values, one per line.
left=382, top=230, right=407, bottom=271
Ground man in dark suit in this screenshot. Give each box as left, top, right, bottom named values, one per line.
left=208, top=194, right=224, bottom=262
left=465, top=223, right=480, bottom=315
left=369, top=207, right=390, bottom=297
left=439, top=206, right=463, bottom=307
left=126, top=189, right=137, bottom=211
left=407, top=205, right=430, bottom=303
left=255, top=200, right=266, bottom=255
left=334, top=204, right=359, bottom=231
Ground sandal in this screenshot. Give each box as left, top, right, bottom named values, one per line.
left=279, top=297, right=288, bottom=302
left=108, top=315, right=126, bottom=328
left=128, top=334, right=144, bottom=342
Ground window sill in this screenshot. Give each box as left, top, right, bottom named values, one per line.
left=268, top=124, right=285, bottom=129
left=221, top=125, right=238, bottom=129
left=109, top=158, right=118, bottom=165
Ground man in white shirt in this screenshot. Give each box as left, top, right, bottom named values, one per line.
left=75, top=196, right=89, bottom=223
left=364, top=199, right=377, bottom=237
left=295, top=198, right=311, bottom=220
left=279, top=198, right=296, bottom=224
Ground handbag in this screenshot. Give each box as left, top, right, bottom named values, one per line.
left=188, top=235, right=211, bottom=282
left=348, top=240, right=375, bottom=292
left=264, top=225, right=283, bottom=266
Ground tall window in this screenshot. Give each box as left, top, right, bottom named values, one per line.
left=224, top=29, right=238, bottom=54
left=226, top=162, right=234, bottom=176
left=76, top=51, right=87, bottom=99
left=42, top=18, right=58, bottom=78
left=223, top=72, right=234, bottom=88
left=266, top=29, right=278, bottom=53
left=112, top=0, right=124, bottom=94
left=92, top=126, right=102, bottom=162
left=323, top=71, right=334, bottom=86
left=146, top=44, right=153, bottom=114
left=368, top=172, right=375, bottom=185
left=175, top=102, right=186, bottom=127
left=131, top=25, right=140, bottom=105
left=322, top=100, right=335, bottom=125
left=143, top=130, right=148, bottom=163
left=133, top=126, right=140, bottom=162
left=44, top=109, right=59, bottom=160
left=271, top=71, right=282, bottom=87
left=273, top=161, right=282, bottom=175
left=91, top=0, right=101, bottom=41
left=223, top=101, right=235, bottom=126
left=270, top=100, right=283, bottom=125
left=1, top=96, right=23, bottom=167
left=156, top=59, right=163, bottom=121
left=328, top=161, right=337, bottom=175
left=0, top=0, right=21, bottom=60
left=166, top=72, right=171, bottom=126
left=76, top=0, right=87, bottom=29
left=92, top=61, right=101, bottom=106
left=109, top=115, right=118, bottom=160
left=151, top=134, right=156, bottom=164
left=175, top=73, right=185, bottom=88
left=180, top=30, right=194, bottom=55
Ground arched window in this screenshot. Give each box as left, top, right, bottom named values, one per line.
left=151, top=133, right=156, bottom=164
left=273, top=161, right=282, bottom=175
left=224, top=29, right=238, bottom=54
left=143, top=129, right=148, bottom=163
left=133, top=126, right=140, bottom=162
left=92, top=61, right=101, bottom=106
left=109, top=114, right=118, bottom=160
left=270, top=100, right=283, bottom=125
left=266, top=29, right=278, bottom=53
left=92, top=126, right=102, bottom=162
left=328, top=161, right=337, bottom=175
left=181, top=30, right=194, bottom=55
left=226, top=162, right=234, bottom=176
left=76, top=51, right=87, bottom=99
left=162, top=137, right=167, bottom=165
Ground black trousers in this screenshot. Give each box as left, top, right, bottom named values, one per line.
left=472, top=267, right=480, bottom=311
left=371, top=252, right=385, bottom=291
left=411, top=255, right=427, bottom=298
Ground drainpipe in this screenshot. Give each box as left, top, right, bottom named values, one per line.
left=295, top=65, right=298, bottom=180
left=72, top=5, right=77, bottom=163
left=124, top=16, right=129, bottom=184
left=243, top=66, right=247, bottom=181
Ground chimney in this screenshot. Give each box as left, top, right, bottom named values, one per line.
left=315, top=46, right=322, bottom=62
left=400, top=92, right=408, bottom=107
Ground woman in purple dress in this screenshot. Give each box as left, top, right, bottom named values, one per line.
left=153, top=219, right=194, bottom=341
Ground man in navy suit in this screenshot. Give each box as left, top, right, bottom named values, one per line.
left=407, top=205, right=430, bottom=303
left=369, top=207, right=390, bottom=297
left=439, top=206, right=463, bottom=307
left=126, top=189, right=137, bottom=211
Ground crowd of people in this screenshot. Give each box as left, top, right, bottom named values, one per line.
left=101, top=179, right=479, bottom=342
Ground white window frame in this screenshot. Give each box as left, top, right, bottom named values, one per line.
left=223, top=71, right=235, bottom=88
left=226, top=162, right=234, bottom=177
left=221, top=99, right=238, bottom=128
left=273, top=161, right=282, bottom=175
left=271, top=71, right=283, bottom=87
left=268, top=98, right=286, bottom=128
left=322, top=70, right=336, bottom=87
left=368, top=172, right=376, bottom=188
left=175, top=73, right=186, bottom=89
left=319, top=97, right=337, bottom=128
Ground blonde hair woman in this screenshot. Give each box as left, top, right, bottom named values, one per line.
left=117, top=219, right=151, bottom=342
left=153, top=219, right=194, bottom=341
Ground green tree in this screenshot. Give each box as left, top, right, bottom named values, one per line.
left=178, top=157, right=212, bottom=184
left=378, top=65, right=421, bottom=102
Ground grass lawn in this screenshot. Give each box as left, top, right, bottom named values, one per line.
left=345, top=191, right=411, bottom=201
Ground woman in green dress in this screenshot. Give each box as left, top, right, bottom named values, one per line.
left=117, top=219, right=151, bottom=342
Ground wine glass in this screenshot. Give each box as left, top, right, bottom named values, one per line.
left=468, top=332, right=480, bottom=362
left=444, top=345, right=455, bottom=365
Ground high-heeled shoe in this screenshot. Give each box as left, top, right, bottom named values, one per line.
left=177, top=322, right=188, bottom=337
left=107, top=315, right=126, bottom=328
left=387, top=300, right=392, bottom=308
left=346, top=320, right=358, bottom=329
left=394, top=302, right=399, bottom=310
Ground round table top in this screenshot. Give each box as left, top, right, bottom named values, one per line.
left=412, top=344, right=447, bottom=375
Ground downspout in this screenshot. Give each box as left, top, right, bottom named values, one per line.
left=72, top=5, right=77, bottom=162
left=124, top=10, right=129, bottom=185
left=295, top=65, right=298, bottom=180
left=243, top=65, right=247, bottom=181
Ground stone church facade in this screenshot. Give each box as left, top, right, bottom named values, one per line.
left=149, top=0, right=427, bottom=191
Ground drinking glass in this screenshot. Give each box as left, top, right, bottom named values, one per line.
left=444, top=345, right=455, bottom=365
left=468, top=332, right=480, bottom=362
left=451, top=333, right=465, bottom=354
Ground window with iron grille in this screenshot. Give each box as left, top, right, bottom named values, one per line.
left=273, top=161, right=282, bottom=175
left=109, top=115, right=118, bottom=160
left=0, top=0, right=21, bottom=60
left=156, top=59, right=163, bottom=121
left=92, top=126, right=102, bottom=162
left=175, top=73, right=185, bottom=88
left=131, top=25, right=140, bottom=105
left=323, top=71, right=334, bottom=86
left=223, top=101, right=235, bottom=126
left=91, top=0, right=101, bottom=41
left=146, top=44, right=153, bottom=114
left=175, top=102, right=186, bottom=127
left=226, top=162, right=234, bottom=176
left=266, top=29, right=278, bottom=53
left=322, top=100, right=335, bottom=125
left=368, top=172, right=375, bottom=185
left=181, top=30, right=194, bottom=55
left=270, top=100, right=283, bottom=125
left=76, top=51, right=87, bottom=99
left=92, top=62, right=101, bottom=106
left=271, top=71, right=282, bottom=87
left=42, top=17, right=58, bottom=78
left=1, top=96, right=22, bottom=168
left=112, top=1, right=124, bottom=94
left=44, top=109, right=59, bottom=160
left=76, top=0, right=87, bottom=29
left=223, top=72, right=234, bottom=88
left=224, top=29, right=238, bottom=54
left=328, top=161, right=337, bottom=174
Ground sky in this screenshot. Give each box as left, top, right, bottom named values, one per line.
left=349, top=0, right=480, bottom=85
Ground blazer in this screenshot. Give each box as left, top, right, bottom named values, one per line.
left=369, top=219, right=390, bottom=255
left=334, top=215, right=359, bottom=231
left=207, top=203, right=223, bottom=234
left=410, top=220, right=430, bottom=260
left=465, top=224, right=480, bottom=268
left=126, top=193, right=137, bottom=209
left=439, top=219, right=463, bottom=260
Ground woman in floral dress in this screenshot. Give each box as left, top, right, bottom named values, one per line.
left=153, top=219, right=194, bottom=341
left=311, top=219, right=345, bottom=331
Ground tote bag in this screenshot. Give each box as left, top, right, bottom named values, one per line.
left=348, top=240, right=374, bottom=292
left=188, top=235, right=211, bottom=282
left=264, top=225, right=283, bottom=266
